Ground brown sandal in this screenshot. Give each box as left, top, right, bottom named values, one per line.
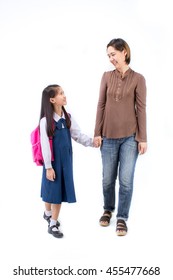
left=99, top=210, right=112, bottom=226
left=116, top=219, right=128, bottom=236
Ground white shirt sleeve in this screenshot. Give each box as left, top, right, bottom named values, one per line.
left=40, top=117, right=52, bottom=169
left=70, top=116, right=93, bottom=147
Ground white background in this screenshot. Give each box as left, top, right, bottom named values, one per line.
left=0, top=0, right=172, bottom=279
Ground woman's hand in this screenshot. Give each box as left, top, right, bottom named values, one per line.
left=46, top=168, right=56, bottom=181
left=138, top=142, right=147, bottom=155
left=94, top=136, right=102, bottom=147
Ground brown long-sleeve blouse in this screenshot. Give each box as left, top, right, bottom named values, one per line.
left=94, top=68, right=147, bottom=142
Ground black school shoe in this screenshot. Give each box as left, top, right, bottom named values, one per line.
left=48, top=225, right=63, bottom=238
left=43, top=212, right=60, bottom=227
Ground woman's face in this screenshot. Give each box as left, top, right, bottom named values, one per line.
left=107, top=46, right=127, bottom=70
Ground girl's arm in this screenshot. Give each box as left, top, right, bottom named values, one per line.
left=40, top=117, right=53, bottom=169
left=70, top=116, right=93, bottom=147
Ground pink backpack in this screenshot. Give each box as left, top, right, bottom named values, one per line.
left=30, top=125, right=54, bottom=166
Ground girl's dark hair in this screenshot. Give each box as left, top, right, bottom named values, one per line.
left=107, top=38, right=131, bottom=64
left=39, top=84, right=71, bottom=137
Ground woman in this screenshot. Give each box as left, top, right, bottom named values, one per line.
left=94, top=38, right=147, bottom=236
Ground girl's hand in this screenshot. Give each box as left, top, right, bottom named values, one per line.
left=46, top=168, right=56, bottom=181
left=138, top=142, right=147, bottom=155
left=94, top=136, right=102, bottom=147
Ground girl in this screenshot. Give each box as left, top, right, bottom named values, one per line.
left=39, top=84, right=94, bottom=238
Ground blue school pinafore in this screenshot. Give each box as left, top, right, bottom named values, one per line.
left=41, top=118, right=76, bottom=204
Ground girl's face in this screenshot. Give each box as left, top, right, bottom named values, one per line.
left=107, top=46, right=127, bottom=70
left=50, top=87, right=67, bottom=107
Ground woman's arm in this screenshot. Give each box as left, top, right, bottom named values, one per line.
left=135, top=74, right=147, bottom=143
left=94, top=72, right=107, bottom=137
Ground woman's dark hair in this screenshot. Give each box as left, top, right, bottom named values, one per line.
left=39, top=84, right=71, bottom=137
left=107, top=38, right=131, bottom=64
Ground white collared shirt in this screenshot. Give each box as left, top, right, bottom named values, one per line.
left=40, top=112, right=93, bottom=169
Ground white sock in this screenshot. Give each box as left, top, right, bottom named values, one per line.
left=50, top=219, right=59, bottom=231
left=45, top=210, right=52, bottom=217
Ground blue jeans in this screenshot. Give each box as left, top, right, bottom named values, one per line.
left=101, top=135, right=138, bottom=221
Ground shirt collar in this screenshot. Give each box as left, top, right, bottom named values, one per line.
left=53, top=112, right=65, bottom=122
left=115, top=67, right=131, bottom=78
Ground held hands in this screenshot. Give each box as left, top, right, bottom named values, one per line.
left=46, top=168, right=56, bottom=181
left=93, top=136, right=102, bottom=148
left=138, top=142, right=147, bottom=155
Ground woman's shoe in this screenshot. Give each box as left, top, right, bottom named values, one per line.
left=99, top=210, right=112, bottom=226
left=116, top=219, right=128, bottom=236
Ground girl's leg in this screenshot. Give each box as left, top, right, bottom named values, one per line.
left=43, top=202, right=52, bottom=222
left=51, top=203, right=61, bottom=221
left=45, top=202, right=51, bottom=211
left=48, top=204, right=63, bottom=238
left=43, top=202, right=60, bottom=227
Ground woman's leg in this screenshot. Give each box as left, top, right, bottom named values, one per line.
left=117, top=135, right=138, bottom=221
left=101, top=138, right=119, bottom=212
